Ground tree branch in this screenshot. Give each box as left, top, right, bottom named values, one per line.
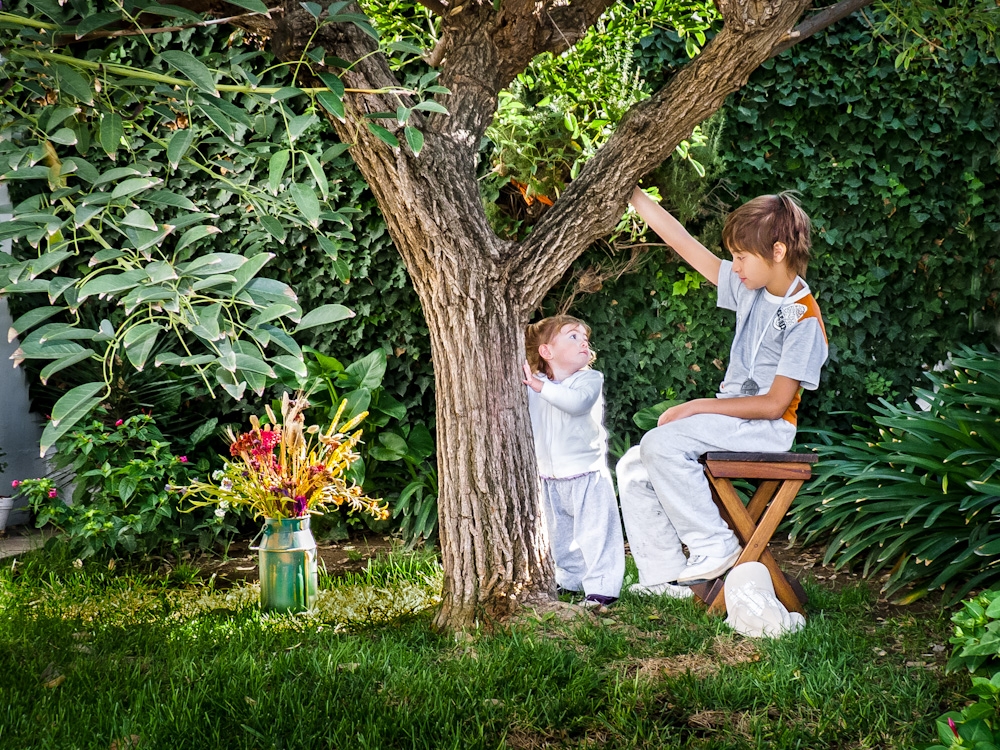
left=513, top=0, right=814, bottom=307
left=60, top=7, right=280, bottom=44
left=415, top=0, right=450, bottom=16
left=770, top=0, right=877, bottom=57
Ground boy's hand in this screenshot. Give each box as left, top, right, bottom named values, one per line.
left=522, top=360, right=544, bottom=393
left=657, top=401, right=701, bottom=426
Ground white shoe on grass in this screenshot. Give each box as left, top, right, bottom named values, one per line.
left=675, top=548, right=743, bottom=585
left=627, top=581, right=694, bottom=599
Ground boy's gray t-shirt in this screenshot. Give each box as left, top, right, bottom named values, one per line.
left=716, top=260, right=828, bottom=423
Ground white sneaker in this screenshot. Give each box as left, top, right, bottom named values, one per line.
left=628, top=581, right=694, bottom=599
left=676, top=548, right=743, bottom=585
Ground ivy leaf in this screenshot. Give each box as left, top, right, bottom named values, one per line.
left=290, top=183, right=321, bottom=228
left=161, top=50, right=217, bottom=95
left=404, top=126, right=424, bottom=156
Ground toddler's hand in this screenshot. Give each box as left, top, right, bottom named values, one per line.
left=522, top=361, right=543, bottom=393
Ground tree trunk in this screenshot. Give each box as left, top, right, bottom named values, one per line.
left=417, top=271, right=551, bottom=629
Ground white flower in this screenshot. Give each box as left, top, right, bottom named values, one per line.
left=220, top=479, right=233, bottom=492
left=212, top=470, right=224, bottom=480
left=219, top=500, right=230, bottom=510
left=214, top=508, right=227, bottom=519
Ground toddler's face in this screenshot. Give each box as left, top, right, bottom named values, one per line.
left=543, top=324, right=592, bottom=374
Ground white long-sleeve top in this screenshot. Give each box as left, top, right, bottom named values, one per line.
left=526, top=369, right=610, bottom=479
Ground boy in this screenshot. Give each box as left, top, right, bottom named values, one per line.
left=618, top=188, right=827, bottom=597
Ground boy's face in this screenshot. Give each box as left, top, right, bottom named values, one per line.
left=540, top=324, right=591, bottom=374
left=729, top=247, right=774, bottom=290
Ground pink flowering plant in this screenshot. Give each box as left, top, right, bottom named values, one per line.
left=14, top=415, right=233, bottom=558
left=184, top=393, right=388, bottom=522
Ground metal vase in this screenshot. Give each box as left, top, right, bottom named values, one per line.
left=253, top=516, right=318, bottom=613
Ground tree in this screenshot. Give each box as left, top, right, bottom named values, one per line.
left=4, top=0, right=979, bottom=630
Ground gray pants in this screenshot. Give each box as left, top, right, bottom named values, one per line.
left=541, top=470, right=625, bottom=598
left=616, top=413, right=796, bottom=587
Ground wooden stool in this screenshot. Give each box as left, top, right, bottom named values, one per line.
left=688, top=452, right=817, bottom=616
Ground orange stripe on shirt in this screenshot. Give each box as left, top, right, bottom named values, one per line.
left=782, top=294, right=826, bottom=425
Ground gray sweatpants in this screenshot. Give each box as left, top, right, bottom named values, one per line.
left=616, top=413, right=796, bottom=587
left=541, top=470, right=625, bottom=598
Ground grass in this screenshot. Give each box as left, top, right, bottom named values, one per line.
left=0, top=546, right=964, bottom=750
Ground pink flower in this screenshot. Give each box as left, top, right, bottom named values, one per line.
left=47, top=489, right=57, bottom=499
left=179, top=456, right=188, bottom=463
left=11, top=480, right=20, bottom=488
left=948, top=717, right=959, bottom=738
left=115, top=419, right=124, bottom=426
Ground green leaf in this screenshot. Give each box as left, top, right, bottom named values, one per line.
left=253, top=303, right=299, bottom=325
left=295, top=304, right=354, bottom=332
left=121, top=209, right=158, bottom=231
left=195, top=103, right=234, bottom=139
left=259, top=215, right=286, bottom=242
left=287, top=114, right=318, bottom=143
left=118, top=475, right=138, bottom=503
left=9, top=306, right=66, bottom=342
left=290, top=183, right=321, bottom=229
left=303, top=152, right=329, bottom=200
left=167, top=128, right=195, bottom=170
left=40, top=383, right=104, bottom=456
left=367, top=123, right=399, bottom=148
left=270, top=87, right=305, bottom=102
left=145, top=190, right=198, bottom=212
left=99, top=113, right=123, bottom=157
left=232, top=252, right=274, bottom=294
left=51, top=381, right=106, bottom=430
left=344, top=349, right=387, bottom=390
left=404, top=126, right=424, bottom=156
left=39, top=350, right=96, bottom=385
left=53, top=63, right=94, bottom=105
left=317, top=73, right=345, bottom=99
left=189, top=417, right=220, bottom=446
left=111, top=178, right=162, bottom=200
left=48, top=128, right=78, bottom=147
left=78, top=269, right=148, bottom=301
left=123, top=323, right=161, bottom=372
left=72, top=11, right=122, bottom=37
left=223, top=0, right=269, bottom=11
left=268, top=149, right=290, bottom=195
left=272, top=355, right=308, bottom=378
left=175, top=225, right=222, bottom=254
left=160, top=50, right=217, bottom=94
left=413, top=101, right=449, bottom=115
left=406, top=424, right=435, bottom=460
left=94, top=166, right=146, bottom=186
left=317, top=91, right=345, bottom=121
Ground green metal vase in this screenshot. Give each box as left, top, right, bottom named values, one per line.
left=254, top=516, right=318, bottom=613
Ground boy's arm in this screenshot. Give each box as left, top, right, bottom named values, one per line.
left=657, top=376, right=800, bottom=426
left=538, top=372, right=603, bottom=417
left=630, top=187, right=722, bottom=286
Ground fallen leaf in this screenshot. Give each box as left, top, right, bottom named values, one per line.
left=43, top=674, right=65, bottom=689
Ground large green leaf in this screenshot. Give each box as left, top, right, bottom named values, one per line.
left=160, top=50, right=217, bottom=94
left=343, top=349, right=387, bottom=391
left=39, top=350, right=97, bottom=385
left=290, top=183, right=320, bottom=228
left=78, top=269, right=148, bottom=301
left=8, top=306, right=66, bottom=342
left=41, top=381, right=107, bottom=455
left=295, top=304, right=353, bottom=332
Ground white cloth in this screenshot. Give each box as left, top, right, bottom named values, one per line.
left=541, top=471, right=625, bottom=598
left=724, top=562, right=805, bottom=638
left=617, top=413, right=795, bottom=586
left=526, top=369, right=609, bottom=479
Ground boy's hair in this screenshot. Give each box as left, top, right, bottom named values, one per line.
left=525, top=315, right=594, bottom=379
left=722, top=192, right=812, bottom=276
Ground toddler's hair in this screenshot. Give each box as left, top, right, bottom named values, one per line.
left=525, top=315, right=594, bottom=379
left=722, top=192, right=812, bottom=276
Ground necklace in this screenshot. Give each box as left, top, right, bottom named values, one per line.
left=740, top=277, right=809, bottom=396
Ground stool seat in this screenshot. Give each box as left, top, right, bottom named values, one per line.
left=689, top=451, right=816, bottom=616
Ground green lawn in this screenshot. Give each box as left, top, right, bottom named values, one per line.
left=0, top=546, right=961, bottom=749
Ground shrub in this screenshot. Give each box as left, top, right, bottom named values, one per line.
left=789, top=345, right=1000, bottom=604
left=17, top=415, right=237, bottom=559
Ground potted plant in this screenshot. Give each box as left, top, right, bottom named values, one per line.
left=185, top=393, right=387, bottom=612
